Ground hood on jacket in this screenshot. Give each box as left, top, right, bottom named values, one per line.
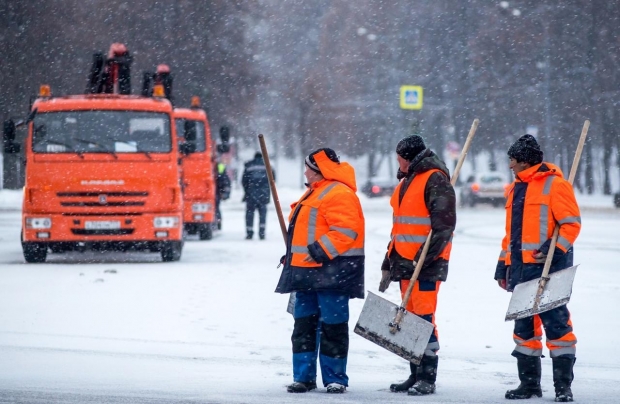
left=313, top=150, right=357, bottom=191
left=406, top=149, right=451, bottom=178
left=516, top=162, right=563, bottom=183
left=504, top=162, right=563, bottom=197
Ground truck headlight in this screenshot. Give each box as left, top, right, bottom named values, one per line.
left=26, top=217, right=52, bottom=229
left=192, top=203, right=211, bottom=213
left=153, top=216, right=179, bottom=228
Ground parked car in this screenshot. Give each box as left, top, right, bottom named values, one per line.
left=460, top=171, right=510, bottom=207
left=361, top=177, right=398, bottom=198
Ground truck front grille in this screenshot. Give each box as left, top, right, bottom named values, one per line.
left=57, top=191, right=149, bottom=208
left=71, top=229, right=135, bottom=236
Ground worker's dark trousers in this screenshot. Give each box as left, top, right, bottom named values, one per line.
left=245, top=201, right=266, bottom=237
left=292, top=291, right=349, bottom=387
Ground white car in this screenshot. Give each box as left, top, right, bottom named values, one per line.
left=460, top=172, right=510, bottom=207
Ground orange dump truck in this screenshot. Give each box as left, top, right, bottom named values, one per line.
left=12, top=44, right=184, bottom=262
left=175, top=97, right=217, bottom=240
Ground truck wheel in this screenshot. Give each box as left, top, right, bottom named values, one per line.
left=23, top=242, right=48, bottom=263
left=199, top=224, right=213, bottom=240
left=161, top=241, right=183, bottom=262
left=50, top=244, right=66, bottom=254
left=184, top=223, right=198, bottom=235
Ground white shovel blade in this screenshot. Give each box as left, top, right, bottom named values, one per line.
left=505, top=265, right=579, bottom=321
left=286, top=292, right=296, bottom=315
left=354, top=291, right=434, bottom=365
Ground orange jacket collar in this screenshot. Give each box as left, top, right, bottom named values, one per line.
left=313, top=150, right=357, bottom=191
left=516, top=162, right=564, bottom=183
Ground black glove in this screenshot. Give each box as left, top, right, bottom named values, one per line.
left=533, top=239, right=567, bottom=263
left=277, top=255, right=286, bottom=268
left=379, top=256, right=391, bottom=292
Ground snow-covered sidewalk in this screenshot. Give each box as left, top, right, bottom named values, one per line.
left=1, top=184, right=619, bottom=403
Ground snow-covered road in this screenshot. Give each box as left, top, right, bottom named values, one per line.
left=1, top=188, right=619, bottom=403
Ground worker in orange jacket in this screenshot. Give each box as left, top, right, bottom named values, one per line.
left=275, top=148, right=365, bottom=395
left=379, top=135, right=456, bottom=396
left=495, top=135, right=581, bottom=402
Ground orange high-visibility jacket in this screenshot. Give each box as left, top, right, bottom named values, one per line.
left=275, top=150, right=365, bottom=298
left=389, top=169, right=452, bottom=264
left=495, top=162, right=581, bottom=288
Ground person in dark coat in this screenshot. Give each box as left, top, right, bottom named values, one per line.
left=241, top=152, right=273, bottom=239
left=379, top=135, right=456, bottom=396
left=215, top=162, right=231, bottom=230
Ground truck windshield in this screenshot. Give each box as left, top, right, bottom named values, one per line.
left=175, top=119, right=206, bottom=152
left=32, top=111, right=172, bottom=153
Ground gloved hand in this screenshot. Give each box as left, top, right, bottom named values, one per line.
left=379, top=256, right=391, bottom=292
left=532, top=250, right=546, bottom=263
left=497, top=279, right=507, bottom=290
left=379, top=270, right=391, bottom=292
left=532, top=239, right=549, bottom=263
left=277, top=255, right=286, bottom=268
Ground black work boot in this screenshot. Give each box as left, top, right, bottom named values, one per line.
left=505, top=356, right=542, bottom=399
left=390, top=362, right=418, bottom=392
left=553, top=356, right=575, bottom=402
left=408, top=355, right=438, bottom=395
left=245, top=231, right=253, bottom=240
left=287, top=381, right=317, bottom=393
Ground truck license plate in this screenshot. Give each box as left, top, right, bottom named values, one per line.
left=85, top=221, right=121, bottom=230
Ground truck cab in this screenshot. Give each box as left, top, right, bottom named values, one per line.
left=174, top=98, right=216, bottom=240
left=16, top=44, right=184, bottom=262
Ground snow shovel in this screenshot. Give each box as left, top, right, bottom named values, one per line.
left=355, top=119, right=479, bottom=365
left=505, top=120, right=589, bottom=321
left=258, top=134, right=296, bottom=315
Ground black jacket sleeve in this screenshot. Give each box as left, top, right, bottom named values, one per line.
left=421, top=171, right=456, bottom=266
left=307, top=241, right=330, bottom=264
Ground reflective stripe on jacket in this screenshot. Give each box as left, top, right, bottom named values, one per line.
left=389, top=169, right=452, bottom=263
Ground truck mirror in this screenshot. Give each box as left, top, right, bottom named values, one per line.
left=26, top=108, right=38, bottom=124
left=184, top=120, right=197, bottom=141
left=4, top=142, right=21, bottom=154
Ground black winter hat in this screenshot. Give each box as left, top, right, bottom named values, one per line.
left=396, top=135, right=426, bottom=161
left=507, top=134, right=543, bottom=165
left=254, top=152, right=263, bottom=159
left=305, top=148, right=339, bottom=172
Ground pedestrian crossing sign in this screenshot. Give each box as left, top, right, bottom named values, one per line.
left=400, top=85, right=423, bottom=110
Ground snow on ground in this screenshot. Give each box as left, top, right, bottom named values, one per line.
left=0, top=157, right=619, bottom=403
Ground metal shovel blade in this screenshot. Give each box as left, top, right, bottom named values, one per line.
left=286, top=292, right=296, bottom=315
left=505, top=265, right=579, bottom=321
left=354, top=291, right=434, bottom=365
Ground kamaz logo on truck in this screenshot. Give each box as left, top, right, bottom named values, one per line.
left=80, top=180, right=125, bottom=185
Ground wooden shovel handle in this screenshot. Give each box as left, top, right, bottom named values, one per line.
left=258, top=134, right=288, bottom=245
left=533, top=120, right=589, bottom=310
left=390, top=119, right=479, bottom=333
